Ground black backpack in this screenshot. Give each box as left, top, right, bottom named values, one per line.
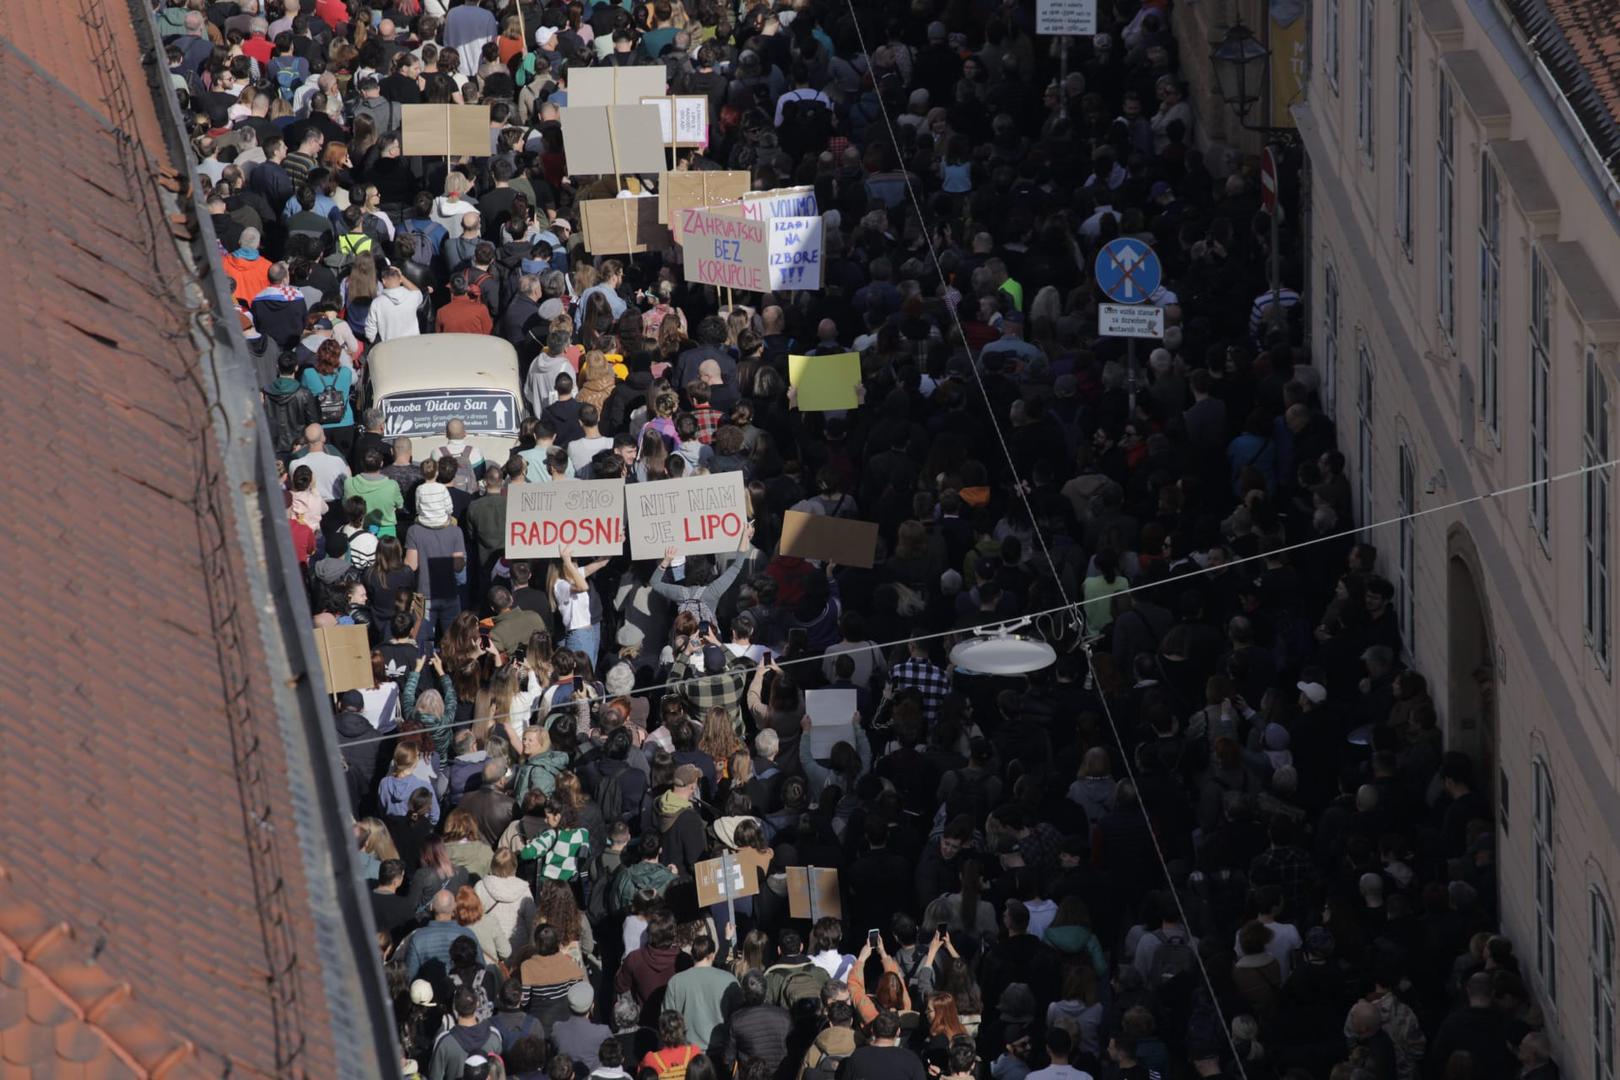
left=597, top=769, right=626, bottom=826
left=945, top=767, right=991, bottom=822
left=801, top=1046, right=850, bottom=1080
left=315, top=372, right=346, bottom=424
left=780, top=96, right=833, bottom=159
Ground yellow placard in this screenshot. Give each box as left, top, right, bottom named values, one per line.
left=788, top=353, right=860, bottom=412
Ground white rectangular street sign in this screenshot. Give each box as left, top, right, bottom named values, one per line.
left=1037, top=0, right=1097, bottom=35
left=1099, top=303, right=1165, bottom=339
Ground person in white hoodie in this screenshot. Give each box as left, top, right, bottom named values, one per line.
left=473, top=849, right=535, bottom=956
left=431, top=173, right=481, bottom=239
left=365, top=266, right=423, bottom=343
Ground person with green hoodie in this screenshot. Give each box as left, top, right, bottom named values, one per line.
left=1041, top=896, right=1107, bottom=977
left=609, top=833, right=676, bottom=915
left=656, top=764, right=709, bottom=877
left=514, top=726, right=569, bottom=803
left=344, top=445, right=405, bottom=536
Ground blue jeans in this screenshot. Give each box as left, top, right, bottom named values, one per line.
left=420, top=599, right=461, bottom=648
left=563, top=623, right=601, bottom=669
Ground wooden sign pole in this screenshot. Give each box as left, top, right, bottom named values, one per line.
left=720, top=849, right=737, bottom=942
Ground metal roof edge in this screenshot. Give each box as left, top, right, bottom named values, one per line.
left=119, top=0, right=400, bottom=1074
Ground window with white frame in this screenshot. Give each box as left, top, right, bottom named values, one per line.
left=1436, top=72, right=1455, bottom=334
left=1323, top=266, right=1340, bottom=416
left=1357, top=0, right=1375, bottom=161
left=1531, top=251, right=1552, bottom=547
left=1587, top=348, right=1612, bottom=671
left=1358, top=346, right=1374, bottom=533
left=1395, top=0, right=1413, bottom=254
left=1595, top=887, right=1616, bottom=1080
left=1326, top=0, right=1340, bottom=90
left=1397, top=444, right=1415, bottom=647
left=1479, top=154, right=1501, bottom=440
left=1535, top=758, right=1558, bottom=1003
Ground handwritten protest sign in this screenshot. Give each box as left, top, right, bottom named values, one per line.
left=713, top=185, right=818, bottom=221
left=788, top=353, right=861, bottom=411
left=506, top=481, right=625, bottom=558
left=641, top=95, right=710, bottom=146
left=626, top=473, right=748, bottom=559
left=768, top=216, right=822, bottom=290
left=679, top=209, right=767, bottom=292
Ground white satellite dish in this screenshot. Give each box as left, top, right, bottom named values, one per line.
left=949, top=634, right=1058, bottom=676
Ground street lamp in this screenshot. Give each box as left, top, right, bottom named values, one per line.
left=1209, top=16, right=1271, bottom=129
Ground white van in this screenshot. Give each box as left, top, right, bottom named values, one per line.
left=365, top=334, right=523, bottom=469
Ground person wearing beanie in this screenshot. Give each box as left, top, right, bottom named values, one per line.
left=405, top=479, right=466, bottom=645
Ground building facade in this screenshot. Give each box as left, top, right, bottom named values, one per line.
left=1303, top=0, right=1620, bottom=1073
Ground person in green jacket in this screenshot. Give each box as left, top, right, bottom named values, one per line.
left=344, top=445, right=405, bottom=536
left=662, top=931, right=741, bottom=1050
left=403, top=655, right=456, bottom=771
left=609, top=834, right=676, bottom=915
left=514, top=726, right=570, bottom=802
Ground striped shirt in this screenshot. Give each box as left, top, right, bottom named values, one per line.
left=1249, top=287, right=1300, bottom=345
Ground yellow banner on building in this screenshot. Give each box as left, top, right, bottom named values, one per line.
left=1269, top=0, right=1307, bottom=129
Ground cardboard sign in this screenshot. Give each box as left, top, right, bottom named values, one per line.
left=568, top=65, right=667, bottom=107
left=779, top=510, right=879, bottom=568
left=786, top=866, right=842, bottom=920
left=1036, top=0, right=1097, bottom=34
left=767, top=216, right=822, bottom=290
left=400, top=103, right=491, bottom=158
left=679, top=209, right=767, bottom=292
left=1098, top=303, right=1165, bottom=339
left=641, top=95, right=710, bottom=146
left=693, top=849, right=769, bottom=907
left=625, top=472, right=749, bottom=559
left=559, top=104, right=667, bottom=175
left=580, top=196, right=669, bottom=255
left=805, top=688, right=858, bottom=758
left=660, top=170, right=750, bottom=237
left=787, top=353, right=860, bottom=411
left=312, top=624, right=374, bottom=694
left=505, top=480, right=626, bottom=558
left=714, top=186, right=818, bottom=221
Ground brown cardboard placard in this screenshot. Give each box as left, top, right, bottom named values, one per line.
left=694, top=848, right=769, bottom=907
left=568, top=65, right=667, bottom=107
left=400, top=103, right=491, bottom=158
left=312, top=623, right=375, bottom=694
left=779, top=510, right=879, bottom=569
left=659, top=170, right=750, bottom=238
left=786, top=865, right=842, bottom=920
left=559, top=105, right=667, bottom=175
left=580, top=197, right=669, bottom=254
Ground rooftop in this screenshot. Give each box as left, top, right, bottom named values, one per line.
left=1503, top=0, right=1620, bottom=183
left=0, top=0, right=393, bottom=1074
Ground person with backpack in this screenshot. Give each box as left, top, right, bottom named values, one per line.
left=1131, top=900, right=1200, bottom=989
left=263, top=350, right=321, bottom=462
left=436, top=272, right=495, bottom=334
left=298, top=339, right=355, bottom=455
left=797, top=999, right=859, bottom=1080
left=639, top=1011, right=703, bottom=1080
left=763, top=928, right=830, bottom=1008
left=433, top=419, right=484, bottom=496
left=426, top=985, right=503, bottom=1080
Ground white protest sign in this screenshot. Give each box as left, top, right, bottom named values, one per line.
left=1036, top=0, right=1097, bottom=35
left=713, top=186, right=818, bottom=221
left=805, top=688, right=858, bottom=759
left=505, top=480, right=626, bottom=558
left=640, top=96, right=710, bottom=146
left=679, top=209, right=767, bottom=292
left=768, top=216, right=823, bottom=290
left=1099, top=303, right=1165, bottom=339
left=625, top=472, right=749, bottom=559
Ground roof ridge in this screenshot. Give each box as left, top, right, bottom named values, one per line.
left=0, top=864, right=200, bottom=1077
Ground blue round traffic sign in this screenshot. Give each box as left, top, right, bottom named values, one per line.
left=1094, top=237, right=1162, bottom=305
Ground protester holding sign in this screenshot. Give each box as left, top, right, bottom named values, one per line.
left=648, top=524, right=755, bottom=626
left=548, top=546, right=609, bottom=664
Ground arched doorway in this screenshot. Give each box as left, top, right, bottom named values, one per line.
left=1446, top=527, right=1497, bottom=794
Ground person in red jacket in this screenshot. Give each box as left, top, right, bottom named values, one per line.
left=436, top=273, right=495, bottom=335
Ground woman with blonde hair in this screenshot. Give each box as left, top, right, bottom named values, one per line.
left=576, top=350, right=617, bottom=413
left=341, top=253, right=380, bottom=339
left=475, top=848, right=536, bottom=957
left=355, top=817, right=399, bottom=881
left=443, top=807, right=494, bottom=877
left=454, top=884, right=510, bottom=965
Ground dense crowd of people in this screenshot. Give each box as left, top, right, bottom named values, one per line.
left=167, top=0, right=1557, bottom=1075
